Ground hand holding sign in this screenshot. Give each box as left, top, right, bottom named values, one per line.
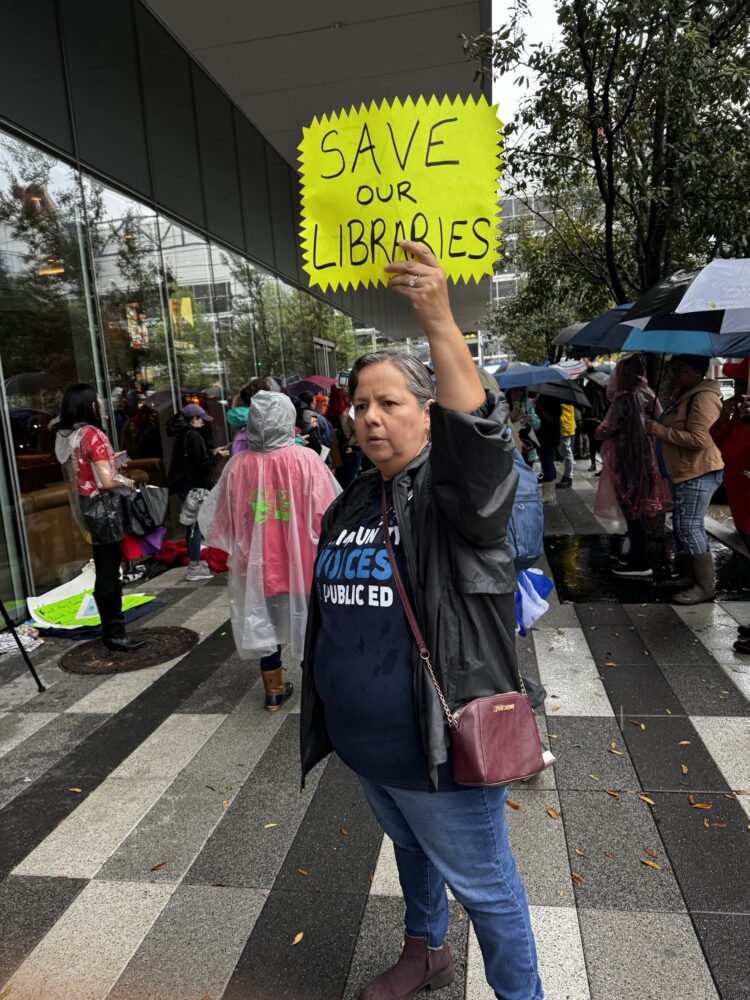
left=299, top=95, right=502, bottom=291
left=384, top=240, right=454, bottom=336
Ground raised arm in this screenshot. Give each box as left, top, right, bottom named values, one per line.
left=384, top=240, right=485, bottom=413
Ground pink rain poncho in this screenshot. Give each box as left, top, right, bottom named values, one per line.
left=594, top=354, right=671, bottom=520
left=202, top=391, right=341, bottom=660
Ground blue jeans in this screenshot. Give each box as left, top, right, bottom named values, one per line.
left=358, top=777, right=543, bottom=1000
left=671, top=471, right=723, bottom=554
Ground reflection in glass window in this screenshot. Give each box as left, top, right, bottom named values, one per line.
left=84, top=180, right=174, bottom=485
left=159, top=217, right=227, bottom=444
left=0, top=131, right=99, bottom=592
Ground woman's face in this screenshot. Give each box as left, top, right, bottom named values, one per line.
left=352, top=362, right=431, bottom=480
left=670, top=362, right=703, bottom=392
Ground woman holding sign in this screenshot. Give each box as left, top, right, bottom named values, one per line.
left=301, top=241, right=543, bottom=1000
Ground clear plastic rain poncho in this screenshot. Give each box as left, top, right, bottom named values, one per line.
left=202, top=391, right=341, bottom=661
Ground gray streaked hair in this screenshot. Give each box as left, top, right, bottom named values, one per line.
left=348, top=350, right=434, bottom=407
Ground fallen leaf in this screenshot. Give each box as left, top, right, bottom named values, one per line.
left=703, top=818, right=710, bottom=829
left=263, top=822, right=278, bottom=829
left=734, top=789, right=748, bottom=795
left=691, top=802, right=713, bottom=810
left=665, top=708, right=672, bottom=715
left=609, top=747, right=624, bottom=756
left=575, top=848, right=586, bottom=857
left=458, top=911, right=464, bottom=920
left=506, top=799, right=520, bottom=810
left=641, top=858, right=661, bottom=870
left=571, top=743, right=583, bottom=748
left=603, top=661, right=618, bottom=667
left=292, top=932, right=304, bottom=945
left=605, top=790, right=620, bottom=799
left=222, top=800, right=229, bottom=810
left=628, top=720, right=646, bottom=730
left=681, top=764, right=689, bottom=775
left=571, top=872, right=584, bottom=884
left=67, top=787, right=82, bottom=793
left=603, top=851, right=614, bottom=859
left=548, top=734, right=559, bottom=740
left=644, top=848, right=657, bottom=858
left=546, top=807, right=560, bottom=819
left=724, top=793, right=735, bottom=800
left=551, top=705, right=561, bottom=712
left=678, top=740, right=691, bottom=746
left=298, top=868, right=308, bottom=876
left=712, top=821, right=726, bottom=829
left=639, top=795, right=655, bottom=806
left=339, top=827, right=349, bottom=836
left=0, top=987, right=13, bottom=999
left=588, top=774, right=600, bottom=781
left=150, top=861, right=168, bottom=872
left=688, top=794, right=696, bottom=805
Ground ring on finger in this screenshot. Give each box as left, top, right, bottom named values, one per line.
left=409, top=275, right=420, bottom=288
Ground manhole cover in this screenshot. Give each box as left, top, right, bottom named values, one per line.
left=60, top=627, right=199, bottom=675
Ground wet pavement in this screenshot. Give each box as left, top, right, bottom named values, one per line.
left=0, top=461, right=748, bottom=1000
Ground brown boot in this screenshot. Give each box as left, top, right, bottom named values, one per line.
left=261, top=667, right=293, bottom=712
left=358, top=935, right=454, bottom=999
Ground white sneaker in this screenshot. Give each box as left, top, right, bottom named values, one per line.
left=185, top=562, right=212, bottom=581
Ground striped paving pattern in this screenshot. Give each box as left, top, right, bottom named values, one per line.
left=1, top=482, right=748, bottom=999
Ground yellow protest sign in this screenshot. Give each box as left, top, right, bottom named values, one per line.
left=298, top=95, right=502, bottom=291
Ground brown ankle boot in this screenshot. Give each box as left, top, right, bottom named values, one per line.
left=358, top=934, right=454, bottom=999
left=261, top=667, right=293, bottom=712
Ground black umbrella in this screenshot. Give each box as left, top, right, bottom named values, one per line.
left=535, top=381, right=590, bottom=409
left=623, top=269, right=701, bottom=321
left=551, top=322, right=587, bottom=347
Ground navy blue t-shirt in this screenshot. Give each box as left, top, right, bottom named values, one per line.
left=313, top=481, right=460, bottom=790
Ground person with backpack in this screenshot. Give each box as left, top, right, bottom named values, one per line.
left=166, top=403, right=228, bottom=581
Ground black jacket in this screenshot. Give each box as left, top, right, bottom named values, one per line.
left=300, top=392, right=523, bottom=789
left=167, top=423, right=215, bottom=493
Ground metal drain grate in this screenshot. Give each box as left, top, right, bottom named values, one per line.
left=60, top=627, right=199, bottom=675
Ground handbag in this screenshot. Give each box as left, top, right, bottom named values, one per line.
left=121, top=485, right=169, bottom=537
left=179, top=487, right=210, bottom=526
left=79, top=492, right=124, bottom=545
left=380, top=481, right=547, bottom=786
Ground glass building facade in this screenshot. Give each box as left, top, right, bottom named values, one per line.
left=0, top=0, right=408, bottom=616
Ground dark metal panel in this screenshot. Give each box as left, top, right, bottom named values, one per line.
left=134, top=3, right=205, bottom=227
left=0, top=1, right=73, bottom=154
left=234, top=109, right=275, bottom=269
left=265, top=146, right=298, bottom=281
left=191, top=66, right=244, bottom=250
left=60, top=0, right=152, bottom=199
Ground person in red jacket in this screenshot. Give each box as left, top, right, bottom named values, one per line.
left=711, top=359, right=750, bottom=554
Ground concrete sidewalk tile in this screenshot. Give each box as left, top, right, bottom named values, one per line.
left=106, top=884, right=267, bottom=1000
left=557, top=790, right=685, bottom=912
left=99, top=688, right=288, bottom=884
left=578, top=909, right=719, bottom=1000
left=597, top=656, right=685, bottom=717
left=624, top=604, right=716, bottom=666
left=0, top=713, right=109, bottom=811
left=0, top=664, right=103, bottom=713
left=13, top=715, right=225, bottom=879
left=534, top=602, right=579, bottom=628
left=184, top=716, right=322, bottom=889
left=0, top=880, right=174, bottom=1000
left=173, top=650, right=255, bottom=713
left=690, top=717, right=750, bottom=819
left=227, top=888, right=368, bottom=1000
left=0, top=874, right=88, bottom=987
left=621, top=716, right=733, bottom=793
left=548, top=716, right=641, bottom=791
left=370, top=835, right=405, bottom=897
left=718, top=599, right=750, bottom=626
left=673, top=603, right=750, bottom=665
left=64, top=657, right=183, bottom=715
left=344, top=896, right=468, bottom=1000
left=533, top=628, right=615, bottom=717
left=648, top=791, right=750, bottom=913
left=656, top=658, right=749, bottom=717
left=506, top=790, right=576, bottom=906
left=111, top=713, right=226, bottom=780
left=274, top=761, right=383, bottom=895
left=576, top=604, right=631, bottom=627
left=0, top=712, right=58, bottom=757
left=691, top=913, right=750, bottom=1000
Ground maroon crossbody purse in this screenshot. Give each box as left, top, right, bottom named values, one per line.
left=380, top=481, right=548, bottom=786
